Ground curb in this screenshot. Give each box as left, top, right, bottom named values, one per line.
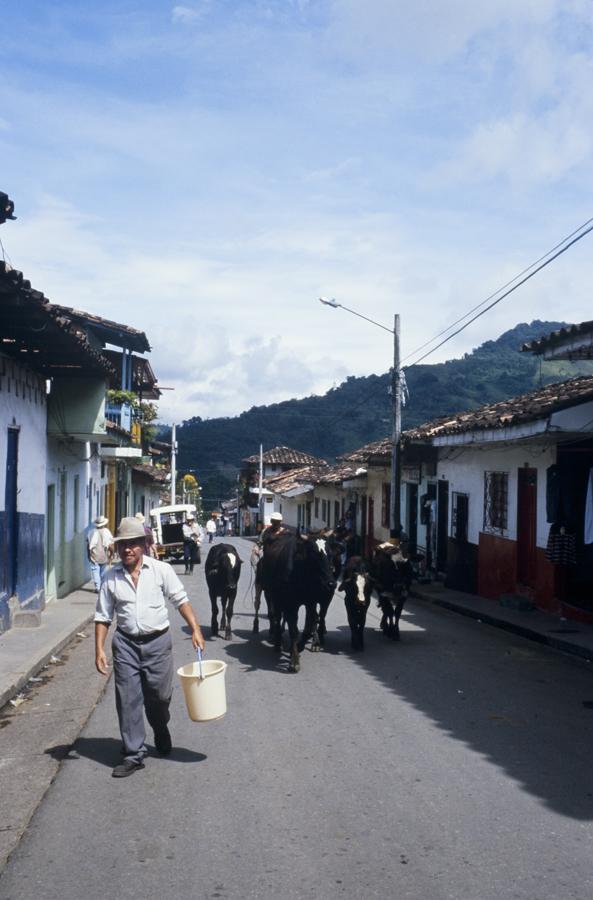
left=0, top=612, right=95, bottom=711
left=411, top=588, right=593, bottom=664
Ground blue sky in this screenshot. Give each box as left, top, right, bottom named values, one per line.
left=2, top=0, right=593, bottom=421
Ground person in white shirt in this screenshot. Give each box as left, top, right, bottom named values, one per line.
left=87, top=515, right=114, bottom=592
left=182, top=513, right=201, bottom=574
left=206, top=516, right=217, bottom=543
left=94, top=517, right=205, bottom=778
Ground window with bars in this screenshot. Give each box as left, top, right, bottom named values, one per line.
left=315, top=497, right=319, bottom=519
left=452, top=492, right=469, bottom=542
left=483, top=472, right=508, bottom=534
left=322, top=499, right=327, bottom=522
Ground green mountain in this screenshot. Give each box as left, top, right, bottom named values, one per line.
left=169, top=321, right=592, bottom=504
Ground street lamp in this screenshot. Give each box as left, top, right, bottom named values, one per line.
left=318, top=297, right=402, bottom=538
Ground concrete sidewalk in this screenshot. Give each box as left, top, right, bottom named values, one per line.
left=412, top=580, right=593, bottom=663
left=0, top=585, right=97, bottom=710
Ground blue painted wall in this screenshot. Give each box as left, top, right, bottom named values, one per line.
left=0, top=510, right=45, bottom=634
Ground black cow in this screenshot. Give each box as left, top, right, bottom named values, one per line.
left=370, top=544, right=413, bottom=640
left=205, top=544, right=242, bottom=640
left=260, top=532, right=336, bottom=672
left=338, top=556, right=372, bottom=650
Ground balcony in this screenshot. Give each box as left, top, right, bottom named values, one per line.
left=105, top=401, right=132, bottom=433
left=105, top=401, right=143, bottom=445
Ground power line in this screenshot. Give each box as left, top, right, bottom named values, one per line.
left=404, top=219, right=593, bottom=368
left=319, top=216, right=593, bottom=431
left=400, top=215, right=593, bottom=366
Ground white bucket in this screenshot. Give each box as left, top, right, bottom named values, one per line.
left=177, top=660, right=228, bottom=722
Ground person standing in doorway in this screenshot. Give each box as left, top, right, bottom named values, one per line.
left=87, top=515, right=114, bottom=592
left=94, top=517, right=205, bottom=778
left=206, top=516, right=217, bottom=543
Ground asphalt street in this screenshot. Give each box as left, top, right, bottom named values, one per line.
left=2, top=535, right=593, bottom=900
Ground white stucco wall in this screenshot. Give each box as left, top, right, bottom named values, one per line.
left=0, top=357, right=46, bottom=512
left=46, top=437, right=96, bottom=599
left=310, top=485, right=342, bottom=531
left=436, top=443, right=556, bottom=548
left=366, top=467, right=405, bottom=544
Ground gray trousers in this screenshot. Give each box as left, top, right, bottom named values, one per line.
left=111, top=629, right=174, bottom=764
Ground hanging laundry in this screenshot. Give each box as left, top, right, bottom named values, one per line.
left=545, top=525, right=577, bottom=565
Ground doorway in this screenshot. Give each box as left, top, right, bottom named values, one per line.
left=406, top=483, right=418, bottom=555
left=437, top=480, right=449, bottom=572
left=4, top=428, right=19, bottom=596
left=367, top=496, right=375, bottom=555
left=517, top=468, right=537, bottom=590
left=57, top=471, right=67, bottom=590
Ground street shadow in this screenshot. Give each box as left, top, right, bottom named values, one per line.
left=45, top=737, right=206, bottom=767
left=220, top=628, right=287, bottom=673
left=342, top=598, right=593, bottom=821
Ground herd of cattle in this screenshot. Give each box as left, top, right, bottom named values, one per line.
left=203, top=533, right=414, bottom=673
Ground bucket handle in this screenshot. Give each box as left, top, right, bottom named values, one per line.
left=197, top=646, right=204, bottom=680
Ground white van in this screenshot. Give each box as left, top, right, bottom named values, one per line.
left=150, top=504, right=197, bottom=560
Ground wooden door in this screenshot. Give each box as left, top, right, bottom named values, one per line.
left=517, top=468, right=537, bottom=589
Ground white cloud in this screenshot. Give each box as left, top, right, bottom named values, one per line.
left=171, top=5, right=208, bottom=26
left=327, top=0, right=568, bottom=64
left=3, top=0, right=593, bottom=428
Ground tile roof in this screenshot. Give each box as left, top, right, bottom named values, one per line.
left=264, top=461, right=365, bottom=494
left=338, top=437, right=392, bottom=464
left=243, top=446, right=328, bottom=466
left=263, top=465, right=327, bottom=494
left=522, top=321, right=593, bottom=358
left=0, top=262, right=115, bottom=378
left=105, top=419, right=133, bottom=439
left=131, top=463, right=170, bottom=483
left=50, top=304, right=151, bottom=352
left=405, top=375, right=593, bottom=440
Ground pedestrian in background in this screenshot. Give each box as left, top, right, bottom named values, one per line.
left=94, top=517, right=205, bottom=778
left=87, top=515, right=114, bottom=592
left=182, top=513, right=201, bottom=574
left=135, top=511, right=157, bottom=559
left=206, top=516, right=217, bottom=543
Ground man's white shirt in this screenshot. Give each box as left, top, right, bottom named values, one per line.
left=95, top=555, right=188, bottom=635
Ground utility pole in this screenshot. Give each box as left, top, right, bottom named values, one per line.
left=318, top=297, right=402, bottom=539
left=170, top=423, right=177, bottom=506
left=390, top=314, right=401, bottom=537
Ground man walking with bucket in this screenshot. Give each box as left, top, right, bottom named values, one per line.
left=94, top=517, right=206, bottom=778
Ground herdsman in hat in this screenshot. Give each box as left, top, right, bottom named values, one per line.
left=87, top=515, right=114, bottom=592
left=94, top=517, right=205, bottom=778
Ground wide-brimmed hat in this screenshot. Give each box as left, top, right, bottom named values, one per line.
left=94, top=515, right=109, bottom=528
left=113, top=517, right=147, bottom=543
left=186, top=513, right=195, bottom=521
left=270, top=512, right=283, bottom=522
left=377, top=539, right=400, bottom=552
